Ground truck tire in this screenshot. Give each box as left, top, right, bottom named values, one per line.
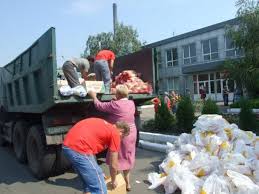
left=26, top=125, right=56, bottom=179
left=13, top=121, right=28, bottom=163
left=0, top=135, right=6, bottom=146
left=54, top=146, right=71, bottom=175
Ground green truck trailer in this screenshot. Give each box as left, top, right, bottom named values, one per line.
left=0, top=28, right=154, bottom=179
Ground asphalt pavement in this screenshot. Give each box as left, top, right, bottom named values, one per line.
left=0, top=145, right=165, bottom=194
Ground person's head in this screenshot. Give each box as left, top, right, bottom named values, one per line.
left=164, top=91, right=169, bottom=96
left=115, top=84, right=129, bottom=100
left=86, top=56, right=95, bottom=65
left=115, top=121, right=130, bottom=137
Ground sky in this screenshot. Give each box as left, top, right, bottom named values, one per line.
left=0, top=0, right=237, bottom=67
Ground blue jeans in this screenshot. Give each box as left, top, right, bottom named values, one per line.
left=62, top=146, right=107, bottom=194
left=94, top=60, right=111, bottom=94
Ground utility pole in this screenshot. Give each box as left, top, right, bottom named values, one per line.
left=113, top=3, right=118, bottom=38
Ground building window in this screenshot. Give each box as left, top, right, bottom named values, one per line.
left=156, top=51, right=162, bottom=68
left=183, top=43, right=197, bottom=64
left=166, top=48, right=178, bottom=67
left=225, top=37, right=244, bottom=58
left=202, top=38, right=219, bottom=61
left=167, top=77, right=179, bottom=92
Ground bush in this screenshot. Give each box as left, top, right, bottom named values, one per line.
left=176, top=96, right=195, bottom=133
left=230, top=98, right=259, bottom=109
left=239, top=99, right=257, bottom=131
left=142, top=119, right=156, bottom=131
left=201, top=98, right=219, bottom=114
left=155, top=98, right=176, bottom=131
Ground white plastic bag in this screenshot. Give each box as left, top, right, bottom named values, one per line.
left=171, top=166, right=203, bottom=194
left=163, top=175, right=178, bottom=194
left=201, top=174, right=231, bottom=194
left=59, top=85, right=73, bottom=96
left=177, top=133, right=193, bottom=145
left=147, top=172, right=166, bottom=189
left=193, top=114, right=229, bottom=133
left=159, top=151, right=182, bottom=174
left=71, top=85, right=87, bottom=97
left=227, top=170, right=259, bottom=194
left=188, top=152, right=219, bottom=177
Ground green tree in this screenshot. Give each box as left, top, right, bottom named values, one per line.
left=83, top=23, right=143, bottom=57
left=239, top=98, right=257, bottom=131
left=176, top=96, right=195, bottom=133
left=202, top=98, right=220, bottom=114
left=84, top=32, right=114, bottom=56
left=224, top=0, right=259, bottom=97
left=154, top=98, right=176, bottom=131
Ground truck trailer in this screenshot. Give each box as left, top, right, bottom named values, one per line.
left=0, top=28, right=154, bottom=179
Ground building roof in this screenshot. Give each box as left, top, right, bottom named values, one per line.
left=144, top=18, right=239, bottom=48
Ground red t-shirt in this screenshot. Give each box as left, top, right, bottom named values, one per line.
left=63, top=118, right=120, bottom=154
left=95, top=50, right=115, bottom=61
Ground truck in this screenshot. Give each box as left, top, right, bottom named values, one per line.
left=0, top=28, right=154, bottom=179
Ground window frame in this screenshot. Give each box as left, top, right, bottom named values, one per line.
left=183, top=43, right=197, bottom=65
left=167, top=77, right=179, bottom=92
left=225, top=36, right=244, bottom=58
left=202, top=37, right=219, bottom=61
left=166, top=48, right=178, bottom=67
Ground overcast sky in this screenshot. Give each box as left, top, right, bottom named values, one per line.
left=0, top=0, right=237, bottom=66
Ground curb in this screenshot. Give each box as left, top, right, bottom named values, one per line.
left=140, top=105, right=154, bottom=109
left=139, top=131, right=177, bottom=144
left=139, top=140, right=167, bottom=153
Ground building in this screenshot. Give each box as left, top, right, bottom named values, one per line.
left=146, top=18, right=243, bottom=101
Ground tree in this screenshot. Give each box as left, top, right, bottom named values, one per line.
left=84, top=32, right=114, bottom=56
left=176, top=96, right=195, bottom=133
left=83, top=22, right=143, bottom=57
left=154, top=98, right=176, bottom=131
left=224, top=0, right=259, bottom=97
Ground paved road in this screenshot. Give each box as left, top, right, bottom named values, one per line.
left=0, top=145, right=165, bottom=194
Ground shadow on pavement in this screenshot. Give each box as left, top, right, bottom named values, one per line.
left=0, top=146, right=37, bottom=185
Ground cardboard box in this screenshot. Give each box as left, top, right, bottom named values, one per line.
left=82, top=81, right=105, bottom=94
left=106, top=173, right=126, bottom=194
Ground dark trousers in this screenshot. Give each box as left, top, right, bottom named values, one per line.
left=62, top=61, right=80, bottom=88
left=223, top=94, right=229, bottom=106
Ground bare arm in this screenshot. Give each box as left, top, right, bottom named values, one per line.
left=88, top=91, right=115, bottom=113
left=81, top=70, right=89, bottom=80
left=109, top=151, right=118, bottom=188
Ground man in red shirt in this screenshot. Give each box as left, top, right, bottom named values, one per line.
left=94, top=50, right=116, bottom=93
left=63, top=118, right=129, bottom=194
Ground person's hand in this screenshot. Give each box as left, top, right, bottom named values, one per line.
left=111, top=180, right=118, bottom=189
left=88, top=90, right=96, bottom=98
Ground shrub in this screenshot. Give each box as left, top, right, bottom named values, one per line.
left=142, top=119, right=156, bottom=131
left=239, top=99, right=257, bottom=131
left=201, top=98, right=219, bottom=114
left=176, top=96, right=195, bottom=133
left=155, top=98, right=176, bottom=131
left=230, top=98, right=259, bottom=109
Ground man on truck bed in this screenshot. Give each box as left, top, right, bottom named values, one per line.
left=62, top=57, right=90, bottom=88
left=62, top=117, right=130, bottom=194
left=94, top=50, right=116, bottom=93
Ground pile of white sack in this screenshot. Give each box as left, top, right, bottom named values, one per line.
left=59, top=85, right=87, bottom=97
left=148, top=114, right=259, bottom=194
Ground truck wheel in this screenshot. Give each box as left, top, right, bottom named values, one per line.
left=54, top=146, right=71, bottom=175
left=13, top=121, right=28, bottom=163
left=26, top=125, right=56, bottom=179
left=0, top=135, right=6, bottom=146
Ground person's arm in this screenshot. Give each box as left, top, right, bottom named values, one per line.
left=109, top=151, right=118, bottom=189
left=88, top=91, right=115, bottom=113
left=81, top=70, right=89, bottom=80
